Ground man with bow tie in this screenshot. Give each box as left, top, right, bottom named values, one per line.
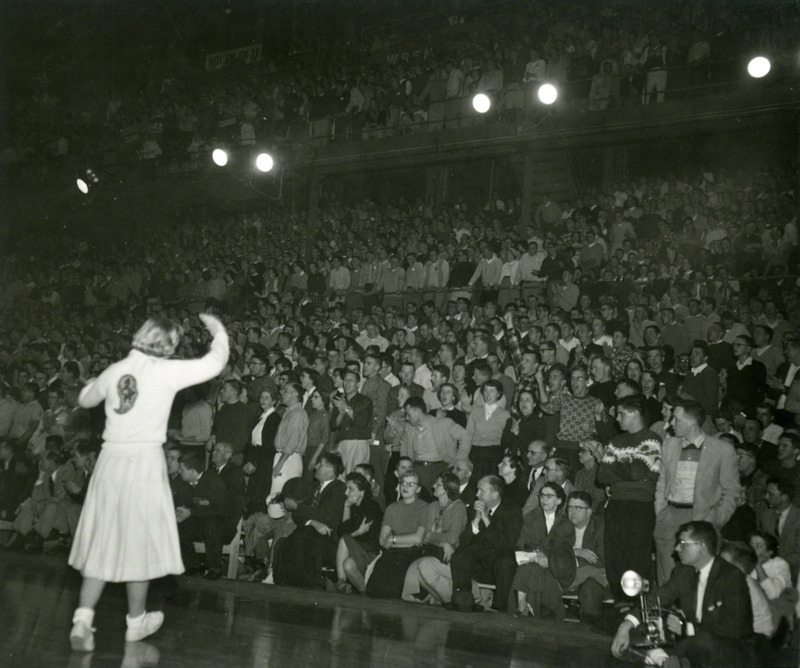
left=612, top=521, right=755, bottom=668
left=678, top=342, right=719, bottom=425
left=654, top=400, right=740, bottom=585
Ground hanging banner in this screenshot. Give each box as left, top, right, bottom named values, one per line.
left=205, top=44, right=263, bottom=71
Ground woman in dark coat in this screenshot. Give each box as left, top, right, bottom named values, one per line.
left=511, top=482, right=575, bottom=619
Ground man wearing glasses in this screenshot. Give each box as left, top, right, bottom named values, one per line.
left=564, top=491, right=607, bottom=628
left=612, top=521, right=754, bottom=668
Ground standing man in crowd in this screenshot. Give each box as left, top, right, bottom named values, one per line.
left=654, top=399, right=739, bottom=584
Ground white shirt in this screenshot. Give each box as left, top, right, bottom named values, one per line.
left=414, top=364, right=433, bottom=390
left=79, top=333, right=229, bottom=445
left=696, top=558, right=714, bottom=622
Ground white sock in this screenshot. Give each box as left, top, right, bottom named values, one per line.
left=73, top=607, right=95, bottom=627
left=126, top=611, right=146, bottom=625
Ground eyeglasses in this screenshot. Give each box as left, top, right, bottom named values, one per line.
left=400, top=481, right=419, bottom=488
left=539, top=492, right=558, bottom=498
left=567, top=505, right=589, bottom=511
left=675, top=539, right=702, bottom=549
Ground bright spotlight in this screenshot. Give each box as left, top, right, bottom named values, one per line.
left=255, top=153, right=274, bottom=173
left=76, top=168, right=99, bottom=194
left=472, top=93, right=491, bottom=114
left=747, top=56, right=771, bottom=78
left=212, top=148, right=229, bottom=166
left=538, top=83, right=558, bottom=105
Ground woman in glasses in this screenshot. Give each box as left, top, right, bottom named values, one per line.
left=510, top=481, right=574, bottom=618
left=364, top=470, right=429, bottom=599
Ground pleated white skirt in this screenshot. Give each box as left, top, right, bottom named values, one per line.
left=68, top=442, right=184, bottom=582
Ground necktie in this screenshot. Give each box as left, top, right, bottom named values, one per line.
left=313, top=486, right=321, bottom=507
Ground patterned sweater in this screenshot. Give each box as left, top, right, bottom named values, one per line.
left=596, top=429, right=662, bottom=503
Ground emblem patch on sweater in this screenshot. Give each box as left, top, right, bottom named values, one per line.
left=115, top=374, right=139, bottom=414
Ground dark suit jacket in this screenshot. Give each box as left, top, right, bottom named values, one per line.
left=643, top=559, right=752, bottom=641
left=457, top=499, right=523, bottom=562
left=292, top=478, right=347, bottom=536
left=758, top=503, right=800, bottom=579
left=169, top=473, right=194, bottom=509
left=458, top=477, right=478, bottom=507
left=707, top=341, right=735, bottom=373
left=190, top=469, right=227, bottom=518
left=575, top=514, right=605, bottom=568
left=725, top=359, right=767, bottom=408
left=679, top=366, right=720, bottom=419
left=216, top=461, right=246, bottom=524
left=517, top=508, right=575, bottom=554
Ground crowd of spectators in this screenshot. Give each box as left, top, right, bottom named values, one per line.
left=4, top=0, right=799, bottom=167
left=1, top=164, right=798, bottom=660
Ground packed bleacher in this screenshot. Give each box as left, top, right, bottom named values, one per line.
left=1, top=160, right=798, bottom=664
left=4, top=0, right=799, bottom=167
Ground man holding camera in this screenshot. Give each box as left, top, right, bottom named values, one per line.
left=611, top=521, right=754, bottom=668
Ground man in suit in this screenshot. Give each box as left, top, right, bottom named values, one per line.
left=272, top=452, right=347, bottom=589
left=759, top=478, right=800, bottom=580
left=520, top=440, right=550, bottom=514
left=679, top=341, right=720, bottom=423
left=612, top=521, right=754, bottom=668
left=450, top=457, right=477, bottom=508
left=211, top=441, right=246, bottom=535
left=654, top=399, right=740, bottom=584
left=565, top=491, right=607, bottom=627
left=175, top=451, right=229, bottom=579
left=448, top=475, right=523, bottom=612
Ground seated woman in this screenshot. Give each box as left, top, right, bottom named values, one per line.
left=402, top=471, right=469, bottom=603
left=511, top=481, right=575, bottom=619
left=497, top=454, right=529, bottom=508
left=5, top=449, right=73, bottom=552
left=750, top=531, right=798, bottom=634
left=364, top=470, right=428, bottom=599
left=334, top=472, right=383, bottom=593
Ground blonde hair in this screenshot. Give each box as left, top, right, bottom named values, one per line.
left=132, top=317, right=183, bottom=357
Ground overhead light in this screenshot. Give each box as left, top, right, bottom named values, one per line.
left=538, top=83, right=558, bottom=105
left=255, top=153, right=274, bottom=173
left=76, top=168, right=99, bottom=194
left=472, top=93, right=491, bottom=114
left=212, top=148, right=229, bottom=166
left=747, top=56, right=771, bottom=78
